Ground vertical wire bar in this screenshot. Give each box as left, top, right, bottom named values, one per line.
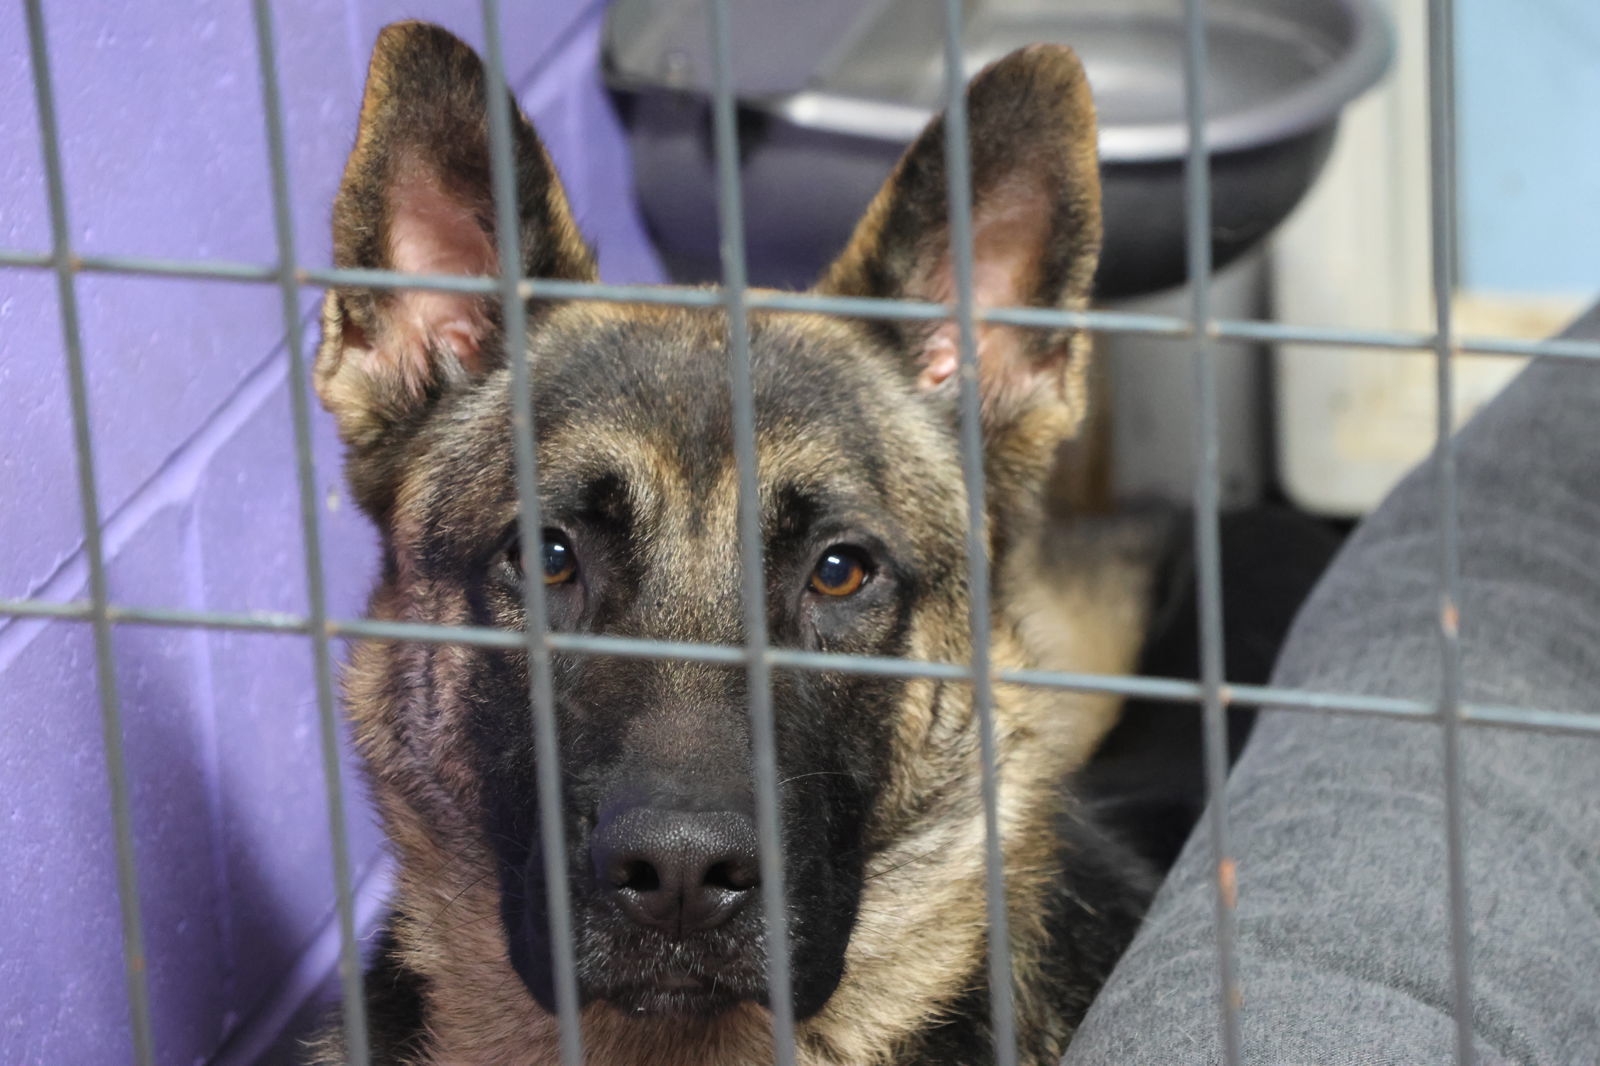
left=248, top=3, right=369, bottom=1062
left=938, top=3, right=1019, bottom=1063
left=21, top=3, right=156, bottom=1062
left=705, top=3, right=798, bottom=1061
left=1424, top=0, right=1476, bottom=1061
left=1180, top=0, right=1244, bottom=1061
left=477, top=4, right=585, bottom=1064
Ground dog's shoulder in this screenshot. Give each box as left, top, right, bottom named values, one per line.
left=302, top=923, right=430, bottom=1066
left=897, top=808, right=1156, bottom=1066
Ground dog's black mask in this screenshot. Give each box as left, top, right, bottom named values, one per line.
left=475, top=657, right=891, bottom=1020
left=461, top=497, right=921, bottom=1020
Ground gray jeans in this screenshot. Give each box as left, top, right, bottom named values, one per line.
left=1063, top=304, right=1600, bottom=1065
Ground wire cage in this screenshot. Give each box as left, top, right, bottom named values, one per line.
left=3, top=1, right=1599, bottom=1065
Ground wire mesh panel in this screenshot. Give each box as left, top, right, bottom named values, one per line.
left=5, top=1, right=1599, bottom=1064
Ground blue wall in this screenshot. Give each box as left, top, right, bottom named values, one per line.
left=1458, top=0, right=1600, bottom=294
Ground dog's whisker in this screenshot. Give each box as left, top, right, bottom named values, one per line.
left=418, top=869, right=496, bottom=938
left=862, top=844, right=951, bottom=882
left=775, top=770, right=854, bottom=788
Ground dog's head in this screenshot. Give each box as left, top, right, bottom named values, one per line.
left=318, top=21, right=1101, bottom=1033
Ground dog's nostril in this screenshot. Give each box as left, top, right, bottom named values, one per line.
left=704, top=859, right=758, bottom=893
left=613, top=859, right=660, bottom=892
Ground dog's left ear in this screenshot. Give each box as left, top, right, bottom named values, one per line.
left=316, top=21, right=597, bottom=457
left=818, top=45, right=1101, bottom=444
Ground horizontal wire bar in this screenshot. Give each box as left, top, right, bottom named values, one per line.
left=1216, top=317, right=1433, bottom=351
left=5, top=246, right=1596, bottom=360
left=114, top=604, right=310, bottom=634
left=0, top=248, right=50, bottom=267
left=0, top=597, right=97, bottom=621
left=8, top=598, right=1599, bottom=738
left=1455, top=702, right=1599, bottom=734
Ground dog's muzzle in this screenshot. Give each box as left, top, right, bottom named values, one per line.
left=576, top=800, right=766, bottom=1016
left=590, top=806, right=761, bottom=937
left=503, top=784, right=774, bottom=1021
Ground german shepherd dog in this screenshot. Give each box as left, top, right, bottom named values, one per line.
left=307, top=21, right=1171, bottom=1066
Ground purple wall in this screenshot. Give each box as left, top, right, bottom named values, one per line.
left=0, top=2, right=660, bottom=1063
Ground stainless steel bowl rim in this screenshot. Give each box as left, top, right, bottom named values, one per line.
left=751, top=0, right=1393, bottom=164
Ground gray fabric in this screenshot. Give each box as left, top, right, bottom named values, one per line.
left=1064, top=305, right=1600, bottom=1066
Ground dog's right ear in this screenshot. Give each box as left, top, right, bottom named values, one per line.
left=316, top=21, right=596, bottom=450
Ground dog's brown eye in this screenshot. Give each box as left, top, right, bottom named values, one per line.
left=810, top=546, right=869, bottom=597
left=506, top=529, right=577, bottom=586
left=541, top=531, right=577, bottom=585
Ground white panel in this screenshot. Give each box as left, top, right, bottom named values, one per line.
left=1269, top=0, right=1549, bottom=516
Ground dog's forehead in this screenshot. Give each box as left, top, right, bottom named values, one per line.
left=531, top=305, right=902, bottom=421
left=520, top=305, right=951, bottom=495
left=401, top=303, right=965, bottom=566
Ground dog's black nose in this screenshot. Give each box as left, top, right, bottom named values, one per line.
left=591, top=808, right=761, bottom=935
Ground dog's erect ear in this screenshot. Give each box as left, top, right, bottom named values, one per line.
left=818, top=45, right=1101, bottom=440
left=316, top=21, right=596, bottom=447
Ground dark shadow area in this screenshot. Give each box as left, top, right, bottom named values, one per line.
left=1080, top=504, right=1346, bottom=873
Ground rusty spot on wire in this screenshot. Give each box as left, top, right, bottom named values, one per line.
left=1219, top=857, right=1238, bottom=909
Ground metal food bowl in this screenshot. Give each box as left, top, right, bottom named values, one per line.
left=605, top=0, right=1393, bottom=298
